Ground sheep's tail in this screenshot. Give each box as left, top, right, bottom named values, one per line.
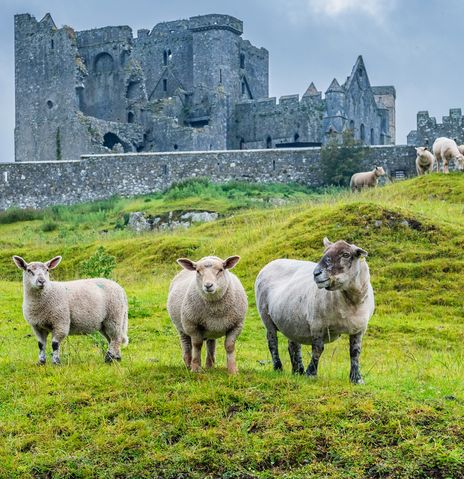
left=122, top=298, right=129, bottom=346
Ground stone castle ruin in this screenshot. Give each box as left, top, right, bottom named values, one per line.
left=407, top=109, right=464, bottom=147
left=15, top=12, right=396, bottom=162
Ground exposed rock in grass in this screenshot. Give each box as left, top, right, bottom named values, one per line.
left=127, top=210, right=218, bottom=232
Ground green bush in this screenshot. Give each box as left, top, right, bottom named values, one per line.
left=40, top=221, right=59, bottom=232
left=320, top=129, right=370, bottom=187
left=0, top=207, right=42, bottom=224
left=78, top=246, right=116, bottom=278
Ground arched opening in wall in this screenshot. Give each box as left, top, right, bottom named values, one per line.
left=103, top=132, right=124, bottom=150
left=168, top=49, right=172, bottom=61
left=163, top=79, right=167, bottom=92
left=266, top=136, right=272, bottom=149
left=239, top=138, right=245, bottom=150
left=360, top=124, right=365, bottom=142
left=173, top=144, right=178, bottom=150
left=349, top=120, right=355, bottom=132
left=94, top=52, right=114, bottom=74
left=127, top=112, right=134, bottom=123
left=380, top=134, right=385, bottom=145
left=46, top=100, right=54, bottom=110
left=163, top=50, right=168, bottom=66
left=370, top=128, right=375, bottom=145
left=50, top=39, right=54, bottom=49
left=294, top=133, right=300, bottom=142
left=219, top=69, right=222, bottom=84
left=240, top=53, right=245, bottom=69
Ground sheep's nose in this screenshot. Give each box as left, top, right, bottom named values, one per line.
left=37, top=278, right=45, bottom=287
left=205, top=282, right=214, bottom=290
left=313, top=265, right=323, bottom=277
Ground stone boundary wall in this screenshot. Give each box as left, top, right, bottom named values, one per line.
left=0, top=146, right=416, bottom=210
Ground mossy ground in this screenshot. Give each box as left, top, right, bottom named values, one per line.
left=0, top=176, right=463, bottom=478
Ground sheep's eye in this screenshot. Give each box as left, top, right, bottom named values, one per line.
left=27, top=269, right=34, bottom=275
left=217, top=269, right=224, bottom=275
left=342, top=252, right=351, bottom=259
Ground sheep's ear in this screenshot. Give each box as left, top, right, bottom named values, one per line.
left=415, top=147, right=419, bottom=153
left=13, top=256, right=28, bottom=270
left=424, top=147, right=428, bottom=151
left=323, top=237, right=332, bottom=248
left=353, top=246, right=368, bottom=257
left=223, top=256, right=240, bottom=270
left=177, top=258, right=196, bottom=271
left=46, top=256, right=62, bottom=270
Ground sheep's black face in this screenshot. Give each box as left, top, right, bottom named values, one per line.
left=313, top=238, right=367, bottom=291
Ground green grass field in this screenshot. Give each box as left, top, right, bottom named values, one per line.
left=0, top=176, right=463, bottom=478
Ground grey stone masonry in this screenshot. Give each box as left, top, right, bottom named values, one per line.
left=0, top=146, right=415, bottom=210
left=407, top=109, right=464, bottom=146
left=15, top=12, right=395, bottom=162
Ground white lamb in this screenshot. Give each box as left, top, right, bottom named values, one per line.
left=432, top=137, right=464, bottom=173
left=415, top=147, right=435, bottom=175
left=350, top=166, right=385, bottom=192
left=167, top=255, right=247, bottom=374
left=13, top=255, right=128, bottom=365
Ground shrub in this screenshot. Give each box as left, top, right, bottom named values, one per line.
left=79, top=246, right=116, bottom=278
left=41, top=221, right=58, bottom=232
left=0, top=207, right=43, bottom=224
left=320, top=130, right=370, bottom=187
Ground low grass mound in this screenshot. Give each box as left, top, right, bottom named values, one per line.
left=0, top=175, right=463, bottom=478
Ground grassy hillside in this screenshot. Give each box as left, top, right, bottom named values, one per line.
left=0, top=176, right=463, bottom=478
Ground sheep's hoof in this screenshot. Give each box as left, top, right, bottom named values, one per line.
left=306, top=372, right=318, bottom=380
left=52, top=359, right=61, bottom=366
left=350, top=377, right=365, bottom=385
left=228, top=368, right=238, bottom=375
left=36, top=360, right=46, bottom=366
left=105, top=352, right=121, bottom=363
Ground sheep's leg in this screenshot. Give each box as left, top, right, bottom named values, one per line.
left=106, top=338, right=122, bottom=363
left=32, top=326, right=48, bottom=365
left=306, top=335, right=324, bottom=378
left=205, top=339, right=216, bottom=369
left=266, top=324, right=282, bottom=371
left=224, top=330, right=240, bottom=374
left=443, top=159, right=449, bottom=174
left=190, top=336, right=203, bottom=372
left=349, top=333, right=364, bottom=384
left=179, top=332, right=192, bottom=368
left=51, top=333, right=66, bottom=365
left=288, top=340, right=304, bottom=374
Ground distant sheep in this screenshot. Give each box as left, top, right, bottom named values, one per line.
left=13, top=255, right=128, bottom=365
left=415, top=147, right=435, bottom=175
left=350, top=166, right=385, bottom=192
left=432, top=137, right=464, bottom=173
left=255, top=238, right=374, bottom=384
left=167, top=255, right=247, bottom=374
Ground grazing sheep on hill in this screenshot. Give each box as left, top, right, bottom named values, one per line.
left=13, top=255, right=128, bottom=365
left=255, top=238, right=374, bottom=384
left=415, top=147, right=435, bottom=175
left=167, top=255, right=247, bottom=374
left=432, top=137, right=464, bottom=173
left=350, top=166, right=385, bottom=192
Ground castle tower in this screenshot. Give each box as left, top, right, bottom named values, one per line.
left=14, top=13, right=90, bottom=162
left=372, top=86, right=396, bottom=144
left=323, top=78, right=347, bottom=142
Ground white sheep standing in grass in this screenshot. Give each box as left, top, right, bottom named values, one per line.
left=415, top=147, right=435, bottom=175
left=167, top=255, right=247, bottom=374
left=13, top=255, right=128, bottom=365
left=350, top=166, right=386, bottom=192
left=255, top=238, right=374, bottom=384
left=432, top=137, right=464, bottom=173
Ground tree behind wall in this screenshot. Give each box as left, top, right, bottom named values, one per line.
left=320, top=130, right=370, bottom=187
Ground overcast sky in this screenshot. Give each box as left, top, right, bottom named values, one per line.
left=1, top=0, right=463, bottom=162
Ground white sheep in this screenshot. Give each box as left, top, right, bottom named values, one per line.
left=167, top=255, right=247, bottom=374
left=432, top=137, right=464, bottom=173
left=13, top=255, right=128, bottom=365
left=255, top=238, right=374, bottom=384
left=350, top=166, right=385, bottom=192
left=415, top=147, right=435, bottom=175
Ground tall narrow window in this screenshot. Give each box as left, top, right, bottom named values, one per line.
left=50, top=39, right=54, bottom=49
left=241, top=82, right=245, bottom=95
left=163, top=79, right=167, bottom=92
left=266, top=136, right=272, bottom=149
left=370, top=128, right=374, bottom=145
left=240, top=53, right=245, bottom=69
left=219, top=69, right=222, bottom=84
left=360, top=123, right=365, bottom=142
left=163, top=50, right=168, bottom=66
